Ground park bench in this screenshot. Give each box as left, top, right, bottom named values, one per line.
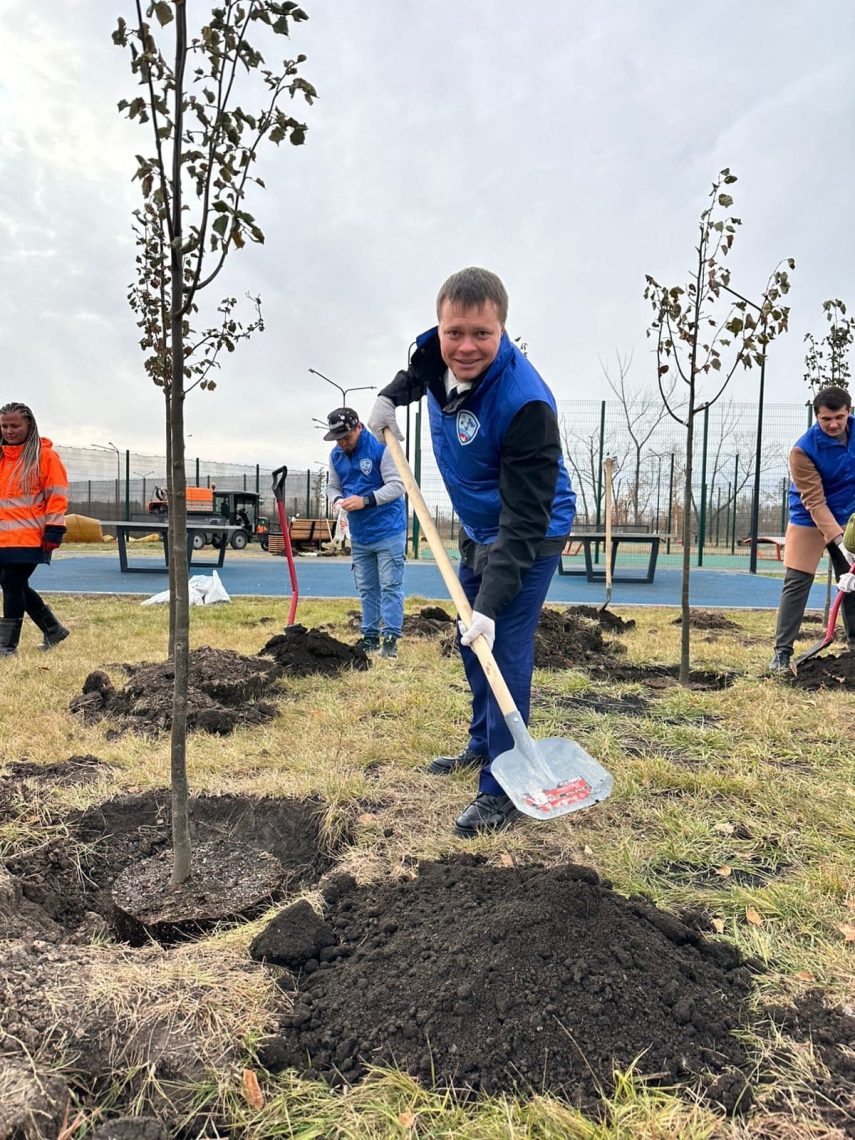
left=268, top=517, right=333, bottom=555
left=738, top=534, right=786, bottom=561
left=558, top=531, right=661, bottom=583
left=95, top=520, right=243, bottom=573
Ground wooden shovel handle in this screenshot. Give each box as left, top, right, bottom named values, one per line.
left=382, top=429, right=518, bottom=717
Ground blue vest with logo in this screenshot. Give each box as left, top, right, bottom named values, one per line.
left=789, top=415, right=855, bottom=527
left=331, top=428, right=406, bottom=544
left=425, top=331, right=576, bottom=544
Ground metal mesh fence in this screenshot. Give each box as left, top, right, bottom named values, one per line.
left=59, top=396, right=814, bottom=570
left=408, top=397, right=814, bottom=571
left=59, top=446, right=328, bottom=527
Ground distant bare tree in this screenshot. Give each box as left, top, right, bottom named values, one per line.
left=804, top=299, right=852, bottom=393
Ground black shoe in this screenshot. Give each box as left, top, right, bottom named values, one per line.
left=355, top=635, right=380, bottom=653
left=427, top=746, right=487, bottom=776
left=453, top=793, right=520, bottom=839
left=31, top=605, right=69, bottom=650
left=768, top=649, right=793, bottom=675
left=378, top=636, right=398, bottom=659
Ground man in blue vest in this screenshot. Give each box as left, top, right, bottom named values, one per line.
left=770, top=385, right=855, bottom=673
left=368, top=267, right=576, bottom=837
left=325, top=407, right=407, bottom=659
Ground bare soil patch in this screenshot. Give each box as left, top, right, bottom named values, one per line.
left=259, top=624, right=370, bottom=675
left=534, top=607, right=627, bottom=669
left=4, top=790, right=335, bottom=940
left=791, top=651, right=855, bottom=690
left=402, top=605, right=456, bottom=637
left=69, top=646, right=280, bottom=735
left=257, top=855, right=759, bottom=1111
left=531, top=685, right=651, bottom=719
left=587, top=661, right=738, bottom=690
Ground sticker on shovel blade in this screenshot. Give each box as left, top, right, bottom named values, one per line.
left=523, top=777, right=592, bottom=814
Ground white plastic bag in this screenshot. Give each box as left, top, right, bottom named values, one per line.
left=141, top=570, right=231, bottom=606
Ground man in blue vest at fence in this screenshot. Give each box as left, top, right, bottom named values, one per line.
left=368, top=267, right=576, bottom=838
left=326, top=407, right=407, bottom=659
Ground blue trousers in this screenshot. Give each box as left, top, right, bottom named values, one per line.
left=457, top=554, right=560, bottom=796
left=351, top=530, right=406, bottom=639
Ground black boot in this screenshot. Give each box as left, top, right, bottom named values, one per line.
left=30, top=606, right=70, bottom=650
left=0, top=618, right=23, bottom=657
left=427, top=746, right=487, bottom=776
left=453, top=792, right=520, bottom=839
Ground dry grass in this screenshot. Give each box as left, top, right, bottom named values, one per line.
left=1, top=595, right=853, bottom=1136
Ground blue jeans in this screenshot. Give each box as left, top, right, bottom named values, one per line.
left=351, top=530, right=406, bottom=639
left=457, top=555, right=560, bottom=796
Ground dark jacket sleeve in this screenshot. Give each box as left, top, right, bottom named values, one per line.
left=379, top=335, right=447, bottom=407
left=472, top=401, right=561, bottom=618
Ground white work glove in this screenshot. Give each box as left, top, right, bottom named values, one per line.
left=837, top=538, right=855, bottom=567
left=837, top=572, right=855, bottom=593
left=366, top=395, right=404, bottom=441
left=459, top=610, right=496, bottom=651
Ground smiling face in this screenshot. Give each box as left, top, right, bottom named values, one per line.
left=437, top=299, right=504, bottom=383
left=0, top=411, right=30, bottom=445
left=816, top=404, right=851, bottom=439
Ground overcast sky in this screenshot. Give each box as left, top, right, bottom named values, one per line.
left=1, top=1, right=853, bottom=469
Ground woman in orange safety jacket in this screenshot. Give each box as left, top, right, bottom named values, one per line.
left=0, top=402, right=69, bottom=656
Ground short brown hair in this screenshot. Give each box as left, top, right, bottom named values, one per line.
left=436, top=267, right=508, bottom=324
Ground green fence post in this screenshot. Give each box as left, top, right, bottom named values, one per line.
left=666, top=453, right=675, bottom=555
left=698, top=405, right=709, bottom=566
left=195, top=457, right=200, bottom=487
left=780, top=477, right=788, bottom=530
left=730, top=455, right=739, bottom=554
left=255, top=464, right=260, bottom=497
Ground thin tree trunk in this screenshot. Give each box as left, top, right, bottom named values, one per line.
left=680, top=412, right=694, bottom=683
left=169, top=3, right=191, bottom=888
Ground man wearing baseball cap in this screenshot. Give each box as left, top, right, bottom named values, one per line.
left=325, top=407, right=407, bottom=658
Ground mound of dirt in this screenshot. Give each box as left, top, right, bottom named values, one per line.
left=534, top=608, right=626, bottom=669
left=258, top=856, right=756, bottom=1109
left=69, top=647, right=279, bottom=735
left=402, top=606, right=455, bottom=637
left=791, top=652, right=855, bottom=690
left=3, top=791, right=335, bottom=940
left=259, top=624, right=370, bottom=675
left=672, top=610, right=741, bottom=631
left=572, top=605, right=636, bottom=632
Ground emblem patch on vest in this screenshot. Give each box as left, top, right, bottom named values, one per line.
left=359, top=458, right=373, bottom=475
left=456, top=410, right=480, bottom=445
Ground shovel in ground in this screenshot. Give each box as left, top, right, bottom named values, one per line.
left=599, top=456, right=614, bottom=614
left=792, top=587, right=845, bottom=674
left=383, top=429, right=613, bottom=820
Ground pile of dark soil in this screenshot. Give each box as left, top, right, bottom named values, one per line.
left=402, top=605, right=456, bottom=637
left=69, top=646, right=280, bottom=735
left=534, top=608, right=626, bottom=669
left=3, top=790, right=335, bottom=940
left=259, top=624, right=370, bottom=675
left=572, top=604, right=636, bottom=633
left=791, top=652, right=855, bottom=690
left=672, top=610, right=741, bottom=632
left=256, top=855, right=757, bottom=1109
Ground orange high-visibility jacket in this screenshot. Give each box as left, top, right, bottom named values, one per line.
left=0, top=438, right=68, bottom=564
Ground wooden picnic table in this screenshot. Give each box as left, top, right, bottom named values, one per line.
left=95, top=520, right=244, bottom=573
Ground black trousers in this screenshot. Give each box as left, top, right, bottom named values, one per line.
left=774, top=541, right=855, bottom=652
left=0, top=564, right=44, bottom=620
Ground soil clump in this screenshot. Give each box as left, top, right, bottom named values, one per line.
left=402, top=605, right=456, bottom=637
left=572, top=604, right=636, bottom=632
left=534, top=607, right=627, bottom=669
left=790, top=651, right=855, bottom=690
left=259, top=624, right=369, bottom=675
left=3, top=790, right=334, bottom=939
left=259, top=855, right=757, bottom=1109
left=69, top=646, right=280, bottom=735
left=672, top=610, right=741, bottom=631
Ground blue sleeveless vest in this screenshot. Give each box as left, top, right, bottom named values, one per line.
left=331, top=429, right=406, bottom=544
left=789, top=416, right=855, bottom=527
left=425, top=331, right=576, bottom=544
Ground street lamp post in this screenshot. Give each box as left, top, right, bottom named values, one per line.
left=135, top=469, right=155, bottom=513
left=308, top=367, right=376, bottom=406
left=717, top=284, right=769, bottom=575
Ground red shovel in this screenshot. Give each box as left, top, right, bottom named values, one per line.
left=792, top=588, right=845, bottom=673
left=271, top=466, right=299, bottom=626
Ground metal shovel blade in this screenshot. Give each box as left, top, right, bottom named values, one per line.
left=792, top=589, right=844, bottom=673
left=491, top=712, right=614, bottom=820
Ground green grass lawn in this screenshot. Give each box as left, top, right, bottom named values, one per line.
left=1, top=595, right=852, bottom=1137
